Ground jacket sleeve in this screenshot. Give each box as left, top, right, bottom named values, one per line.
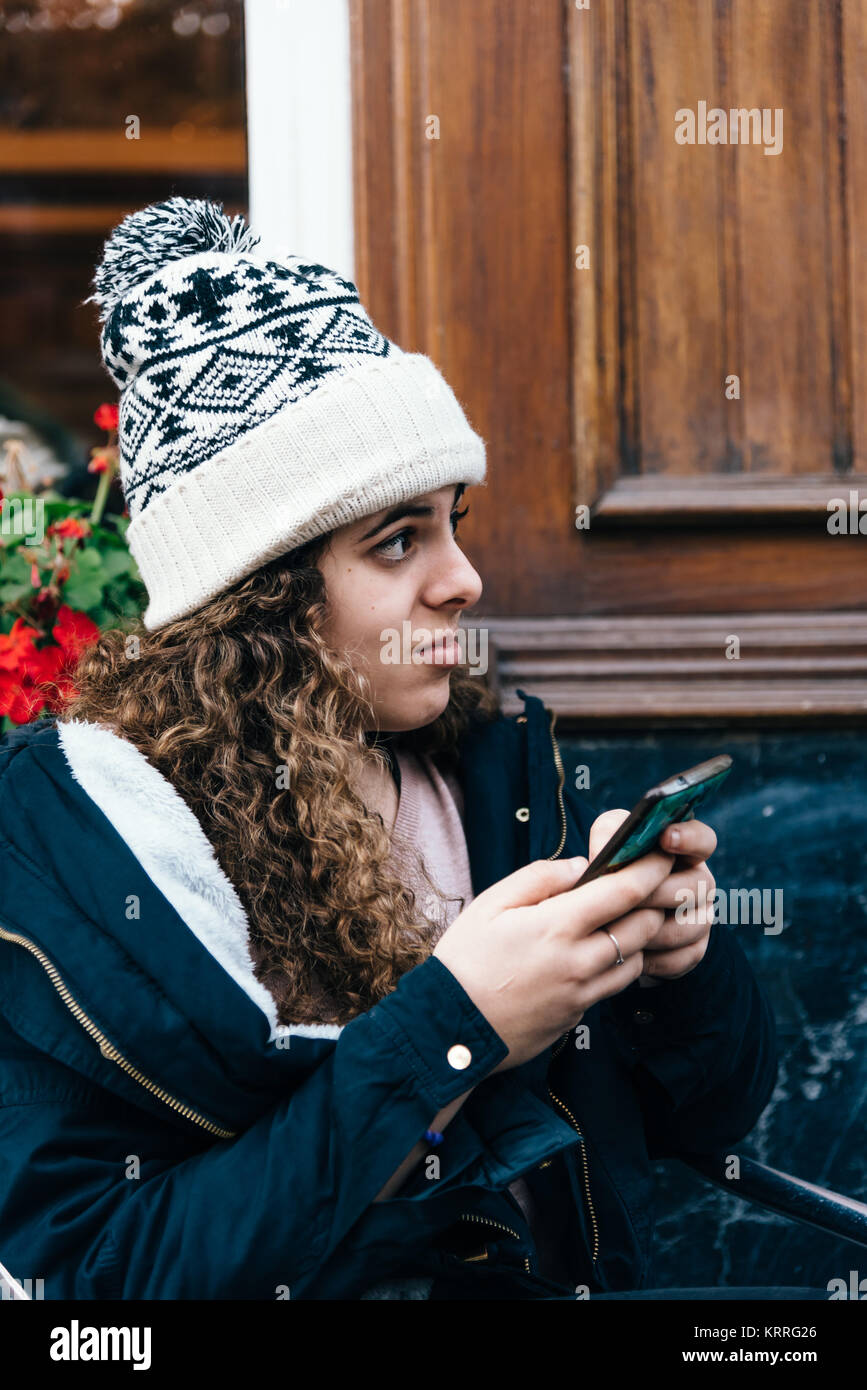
left=0, top=954, right=508, bottom=1300
left=603, top=921, right=779, bottom=1158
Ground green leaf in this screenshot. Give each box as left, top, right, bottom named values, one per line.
left=90, top=528, right=126, bottom=549
left=75, top=548, right=105, bottom=573
left=42, top=500, right=82, bottom=518
left=64, top=587, right=103, bottom=613
left=0, top=580, right=34, bottom=604
left=99, top=548, right=134, bottom=579
left=85, top=604, right=113, bottom=629
left=61, top=579, right=103, bottom=612
left=0, top=550, right=33, bottom=604
left=62, top=549, right=105, bottom=611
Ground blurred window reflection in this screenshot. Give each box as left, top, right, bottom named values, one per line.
left=0, top=0, right=248, bottom=505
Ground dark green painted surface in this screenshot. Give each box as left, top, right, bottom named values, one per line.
left=561, top=728, right=867, bottom=1292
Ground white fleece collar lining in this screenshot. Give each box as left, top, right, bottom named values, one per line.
left=56, top=718, right=343, bottom=1044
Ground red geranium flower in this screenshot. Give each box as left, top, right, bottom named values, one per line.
left=0, top=620, right=46, bottom=722
left=0, top=607, right=101, bottom=723
left=0, top=618, right=39, bottom=672
left=93, top=403, right=119, bottom=432
left=0, top=673, right=47, bottom=724
left=49, top=517, right=88, bottom=541
left=52, top=605, right=101, bottom=664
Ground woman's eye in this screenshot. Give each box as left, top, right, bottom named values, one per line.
left=374, top=507, right=469, bottom=562
left=375, top=529, right=412, bottom=559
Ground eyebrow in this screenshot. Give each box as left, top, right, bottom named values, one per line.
left=355, top=484, right=465, bottom=543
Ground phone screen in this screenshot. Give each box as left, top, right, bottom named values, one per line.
left=606, top=782, right=712, bottom=867
left=574, top=758, right=732, bottom=886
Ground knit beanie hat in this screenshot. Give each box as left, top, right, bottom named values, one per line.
left=84, top=197, right=487, bottom=631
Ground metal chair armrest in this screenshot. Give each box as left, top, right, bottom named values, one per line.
left=677, top=1150, right=867, bottom=1252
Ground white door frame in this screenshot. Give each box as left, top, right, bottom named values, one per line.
left=243, top=0, right=355, bottom=282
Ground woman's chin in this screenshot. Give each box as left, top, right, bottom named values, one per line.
left=377, top=676, right=453, bottom=732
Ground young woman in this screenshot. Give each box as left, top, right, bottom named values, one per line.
left=0, top=200, right=810, bottom=1301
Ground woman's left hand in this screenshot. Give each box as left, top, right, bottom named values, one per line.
left=634, top=817, right=718, bottom=984
left=586, top=809, right=718, bottom=985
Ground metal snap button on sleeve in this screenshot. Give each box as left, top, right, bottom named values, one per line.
left=515, top=807, right=530, bottom=822
left=447, top=1044, right=472, bottom=1070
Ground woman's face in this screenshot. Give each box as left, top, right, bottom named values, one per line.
left=316, top=483, right=483, bottom=731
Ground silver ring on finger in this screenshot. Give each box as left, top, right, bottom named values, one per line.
left=603, top=928, right=624, bottom=966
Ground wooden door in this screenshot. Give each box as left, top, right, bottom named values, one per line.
left=351, top=0, right=867, bottom=724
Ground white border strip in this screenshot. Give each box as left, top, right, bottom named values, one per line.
left=243, top=0, right=355, bottom=281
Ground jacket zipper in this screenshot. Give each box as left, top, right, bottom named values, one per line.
left=0, top=920, right=237, bottom=1139
left=453, top=706, right=570, bottom=1274
left=543, top=707, right=568, bottom=861
left=542, top=709, right=601, bottom=1267
left=454, top=707, right=599, bottom=1279
left=546, top=1083, right=600, bottom=1268
left=458, top=1212, right=531, bottom=1273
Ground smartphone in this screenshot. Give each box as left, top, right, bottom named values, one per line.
left=573, top=754, right=733, bottom=887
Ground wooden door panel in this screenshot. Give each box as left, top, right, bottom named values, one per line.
left=571, top=0, right=864, bottom=515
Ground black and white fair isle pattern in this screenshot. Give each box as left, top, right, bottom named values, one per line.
left=102, top=252, right=392, bottom=520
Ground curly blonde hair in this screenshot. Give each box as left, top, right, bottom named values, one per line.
left=59, top=534, right=500, bottom=1026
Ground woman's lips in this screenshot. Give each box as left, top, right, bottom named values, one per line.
left=416, top=633, right=462, bottom=666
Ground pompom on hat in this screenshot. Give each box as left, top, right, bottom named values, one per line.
left=84, top=197, right=487, bottom=630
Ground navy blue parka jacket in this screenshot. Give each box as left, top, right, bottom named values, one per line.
left=0, top=689, right=777, bottom=1299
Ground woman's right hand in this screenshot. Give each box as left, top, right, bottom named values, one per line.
left=432, top=811, right=674, bottom=1073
